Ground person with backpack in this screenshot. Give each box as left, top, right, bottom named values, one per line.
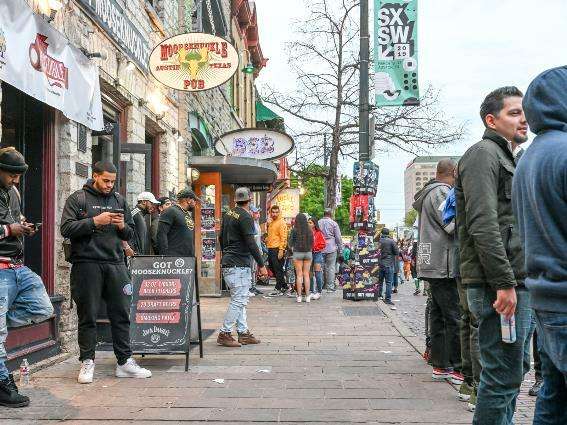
left=60, top=161, right=151, bottom=385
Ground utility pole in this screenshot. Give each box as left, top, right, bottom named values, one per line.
left=359, top=0, right=370, bottom=162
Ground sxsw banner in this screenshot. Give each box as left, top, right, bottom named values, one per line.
left=374, top=0, right=419, bottom=107
left=0, top=0, right=104, bottom=130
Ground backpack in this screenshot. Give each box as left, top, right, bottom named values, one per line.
left=62, top=190, right=124, bottom=262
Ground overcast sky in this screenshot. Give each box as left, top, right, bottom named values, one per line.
left=253, top=0, right=567, bottom=227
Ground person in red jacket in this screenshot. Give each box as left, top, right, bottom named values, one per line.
left=308, top=216, right=326, bottom=300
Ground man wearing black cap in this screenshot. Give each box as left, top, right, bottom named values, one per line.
left=156, top=189, right=198, bottom=256
left=0, top=147, right=54, bottom=408
left=217, top=187, right=267, bottom=347
left=61, top=161, right=151, bottom=385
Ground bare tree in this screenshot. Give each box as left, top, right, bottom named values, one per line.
left=262, top=0, right=464, bottom=211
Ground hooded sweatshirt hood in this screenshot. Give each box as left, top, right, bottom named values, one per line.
left=83, top=178, right=114, bottom=197
left=523, top=66, right=567, bottom=134
left=412, top=180, right=444, bottom=213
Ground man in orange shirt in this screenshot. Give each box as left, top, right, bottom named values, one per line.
left=265, top=205, right=288, bottom=296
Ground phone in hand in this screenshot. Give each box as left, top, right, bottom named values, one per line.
left=33, top=222, right=42, bottom=231
left=110, top=208, right=124, bottom=215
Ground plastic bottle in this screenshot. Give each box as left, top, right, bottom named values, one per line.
left=19, top=358, right=30, bottom=386
left=500, top=314, right=517, bottom=344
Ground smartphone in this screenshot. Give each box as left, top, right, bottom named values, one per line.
left=110, top=208, right=124, bottom=215
left=33, top=222, right=42, bottom=231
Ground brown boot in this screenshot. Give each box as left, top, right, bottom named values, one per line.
left=217, top=331, right=241, bottom=347
left=238, top=331, right=261, bottom=345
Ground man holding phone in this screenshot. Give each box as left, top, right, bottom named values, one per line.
left=0, top=147, right=53, bottom=408
left=61, top=161, right=151, bottom=385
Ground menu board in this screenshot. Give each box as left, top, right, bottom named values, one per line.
left=129, top=256, right=195, bottom=353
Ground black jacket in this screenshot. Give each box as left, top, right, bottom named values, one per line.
left=60, top=180, right=134, bottom=264
left=0, top=187, right=24, bottom=261
left=130, top=206, right=150, bottom=255
left=455, top=129, right=526, bottom=290
left=378, top=236, right=399, bottom=268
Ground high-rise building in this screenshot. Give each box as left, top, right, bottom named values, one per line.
left=404, top=156, right=461, bottom=214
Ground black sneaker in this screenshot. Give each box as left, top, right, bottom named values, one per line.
left=384, top=300, right=395, bottom=306
left=252, top=287, right=263, bottom=295
left=0, top=374, right=30, bottom=408
left=529, top=379, right=543, bottom=396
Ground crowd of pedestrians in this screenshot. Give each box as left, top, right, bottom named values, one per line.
left=412, top=66, right=567, bottom=425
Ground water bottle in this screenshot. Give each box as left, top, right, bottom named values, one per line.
left=500, top=314, right=517, bottom=344
left=19, top=358, right=30, bottom=386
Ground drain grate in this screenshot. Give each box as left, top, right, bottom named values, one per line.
left=342, top=307, right=385, bottom=317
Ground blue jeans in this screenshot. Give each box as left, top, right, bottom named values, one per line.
left=310, top=252, right=324, bottom=294
left=378, top=266, right=394, bottom=302
left=533, top=310, right=567, bottom=425
left=220, top=267, right=251, bottom=334
left=467, top=286, right=532, bottom=425
left=0, top=267, right=54, bottom=379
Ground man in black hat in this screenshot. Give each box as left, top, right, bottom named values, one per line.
left=0, top=147, right=54, bottom=408
left=61, top=161, right=151, bottom=385
left=156, top=189, right=197, bottom=256
left=217, top=187, right=267, bottom=347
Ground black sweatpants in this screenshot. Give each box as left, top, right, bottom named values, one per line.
left=427, top=278, right=462, bottom=371
left=267, top=248, right=286, bottom=292
left=71, top=262, right=132, bottom=364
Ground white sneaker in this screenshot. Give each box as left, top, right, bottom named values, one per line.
left=115, top=358, right=152, bottom=379
left=296, top=296, right=302, bottom=303
left=306, top=294, right=311, bottom=303
left=312, top=293, right=321, bottom=300
left=78, top=359, right=95, bottom=384
left=248, top=291, right=256, bottom=297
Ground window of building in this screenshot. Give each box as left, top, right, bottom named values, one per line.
left=192, top=0, right=228, bottom=36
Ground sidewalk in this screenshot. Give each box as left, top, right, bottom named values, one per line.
left=386, top=279, right=536, bottom=425
left=2, top=288, right=474, bottom=424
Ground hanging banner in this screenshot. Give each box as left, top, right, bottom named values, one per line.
left=148, top=33, right=239, bottom=92
left=0, top=0, right=104, bottom=130
left=374, top=0, right=419, bottom=107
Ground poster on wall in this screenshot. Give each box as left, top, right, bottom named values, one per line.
left=148, top=33, right=239, bottom=92
left=0, top=0, right=104, bottom=130
left=200, top=208, right=215, bottom=231
left=201, top=239, right=216, bottom=261
left=374, top=0, right=419, bottom=107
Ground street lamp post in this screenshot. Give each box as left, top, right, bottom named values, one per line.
left=359, top=0, right=370, bottom=162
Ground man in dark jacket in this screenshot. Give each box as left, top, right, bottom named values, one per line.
left=413, top=159, right=462, bottom=385
left=130, top=191, right=160, bottom=255
left=0, top=148, right=53, bottom=408
left=512, top=66, right=567, bottom=424
left=377, top=227, right=398, bottom=305
left=150, top=196, right=172, bottom=254
left=455, top=87, right=530, bottom=425
left=217, top=187, right=267, bottom=347
left=156, top=189, right=197, bottom=256
left=61, top=161, right=151, bottom=385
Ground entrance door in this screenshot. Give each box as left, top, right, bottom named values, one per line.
left=194, top=172, right=222, bottom=296
left=119, top=143, right=152, bottom=200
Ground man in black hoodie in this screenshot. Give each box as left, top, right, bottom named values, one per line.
left=0, top=148, right=54, bottom=408
left=61, top=161, right=151, bottom=385
left=513, top=66, right=567, bottom=424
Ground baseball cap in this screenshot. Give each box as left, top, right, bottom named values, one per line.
left=235, top=187, right=252, bottom=202
left=137, top=191, right=160, bottom=204
left=157, top=196, right=171, bottom=205
left=177, top=188, right=200, bottom=202
left=250, top=205, right=260, bottom=213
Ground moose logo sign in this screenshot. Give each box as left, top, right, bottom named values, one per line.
left=149, top=33, right=239, bottom=92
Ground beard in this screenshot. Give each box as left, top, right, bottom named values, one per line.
left=513, top=133, right=529, bottom=145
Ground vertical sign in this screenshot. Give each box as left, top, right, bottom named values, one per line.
left=374, top=0, right=419, bottom=107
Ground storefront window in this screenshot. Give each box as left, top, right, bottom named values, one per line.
left=200, top=184, right=217, bottom=277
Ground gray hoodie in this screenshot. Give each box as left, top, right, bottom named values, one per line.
left=412, top=181, right=455, bottom=279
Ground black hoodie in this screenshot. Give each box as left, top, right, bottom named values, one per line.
left=60, top=180, right=134, bottom=264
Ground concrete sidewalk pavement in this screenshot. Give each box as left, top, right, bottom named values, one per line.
left=1, top=290, right=473, bottom=424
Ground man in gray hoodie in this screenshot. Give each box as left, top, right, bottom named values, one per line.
left=413, top=159, right=462, bottom=385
